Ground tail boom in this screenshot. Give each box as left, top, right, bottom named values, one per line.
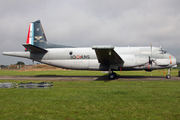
left=2, top=52, right=30, bottom=58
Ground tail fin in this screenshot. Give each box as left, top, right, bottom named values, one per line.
left=25, top=20, right=47, bottom=50
left=25, top=20, right=75, bottom=51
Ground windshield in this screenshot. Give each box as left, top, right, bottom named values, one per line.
left=159, top=48, right=167, bottom=54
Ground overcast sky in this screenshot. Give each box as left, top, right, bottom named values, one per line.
left=0, top=0, right=180, bottom=65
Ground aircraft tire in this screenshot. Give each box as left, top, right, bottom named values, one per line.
left=109, top=73, right=116, bottom=79
left=166, top=75, right=171, bottom=79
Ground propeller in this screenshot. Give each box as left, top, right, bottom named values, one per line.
left=150, top=44, right=152, bottom=75
left=145, top=44, right=156, bottom=72
left=148, top=44, right=152, bottom=70
left=148, top=44, right=155, bottom=71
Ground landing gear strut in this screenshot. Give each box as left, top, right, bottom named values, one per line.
left=166, top=69, right=171, bottom=79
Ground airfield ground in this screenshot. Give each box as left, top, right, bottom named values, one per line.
left=1, top=75, right=180, bottom=81
left=0, top=68, right=180, bottom=119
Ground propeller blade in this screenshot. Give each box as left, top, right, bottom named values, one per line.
left=151, top=44, right=152, bottom=70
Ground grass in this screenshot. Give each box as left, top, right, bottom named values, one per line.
left=0, top=69, right=180, bottom=119
left=0, top=80, right=180, bottom=119
left=0, top=69, right=179, bottom=77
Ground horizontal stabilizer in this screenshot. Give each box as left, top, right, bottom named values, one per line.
left=23, top=44, right=48, bottom=53
left=2, top=51, right=30, bottom=58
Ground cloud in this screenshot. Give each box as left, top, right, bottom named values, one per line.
left=0, top=0, right=180, bottom=65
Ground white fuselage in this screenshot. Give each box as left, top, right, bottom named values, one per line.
left=3, top=46, right=176, bottom=71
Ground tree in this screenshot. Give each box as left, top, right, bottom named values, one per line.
left=16, top=61, right=25, bottom=65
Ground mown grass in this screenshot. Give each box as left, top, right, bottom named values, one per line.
left=0, top=69, right=179, bottom=77
left=0, top=80, right=180, bottom=120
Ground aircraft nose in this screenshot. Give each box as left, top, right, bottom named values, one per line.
left=171, top=55, right=177, bottom=66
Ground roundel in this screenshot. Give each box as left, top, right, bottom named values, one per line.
left=76, top=55, right=81, bottom=59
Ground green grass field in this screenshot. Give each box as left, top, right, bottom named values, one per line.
left=0, top=70, right=180, bottom=119
left=0, top=69, right=179, bottom=77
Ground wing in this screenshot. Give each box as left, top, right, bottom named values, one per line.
left=92, top=46, right=124, bottom=65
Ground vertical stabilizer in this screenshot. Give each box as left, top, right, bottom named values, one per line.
left=25, top=20, right=75, bottom=50
left=25, top=20, right=47, bottom=50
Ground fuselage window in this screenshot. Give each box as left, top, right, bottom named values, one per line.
left=69, top=51, right=73, bottom=55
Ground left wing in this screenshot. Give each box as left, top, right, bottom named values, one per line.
left=92, top=46, right=124, bottom=65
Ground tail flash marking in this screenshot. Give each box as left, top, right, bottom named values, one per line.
left=31, top=23, right=34, bottom=45
left=25, top=23, right=34, bottom=50
left=26, top=23, right=34, bottom=45
left=26, top=24, right=30, bottom=45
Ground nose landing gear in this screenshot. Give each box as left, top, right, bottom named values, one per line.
left=166, top=69, right=171, bottom=79
left=166, top=74, right=171, bottom=79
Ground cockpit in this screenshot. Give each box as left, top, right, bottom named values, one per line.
left=159, top=47, right=167, bottom=54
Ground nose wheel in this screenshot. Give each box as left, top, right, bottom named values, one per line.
left=166, top=69, right=171, bottom=79
left=166, top=74, right=171, bottom=79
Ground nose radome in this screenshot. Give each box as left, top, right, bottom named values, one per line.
left=171, top=55, right=177, bottom=65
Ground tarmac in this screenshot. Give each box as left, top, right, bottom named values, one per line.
left=0, top=75, right=180, bottom=81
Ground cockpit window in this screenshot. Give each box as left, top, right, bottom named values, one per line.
left=159, top=48, right=167, bottom=54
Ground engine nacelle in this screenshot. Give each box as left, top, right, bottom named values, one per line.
left=120, top=54, right=149, bottom=67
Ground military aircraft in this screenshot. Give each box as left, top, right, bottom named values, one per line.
left=2, top=20, right=177, bottom=79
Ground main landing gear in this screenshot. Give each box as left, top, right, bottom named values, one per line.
left=109, top=69, right=116, bottom=79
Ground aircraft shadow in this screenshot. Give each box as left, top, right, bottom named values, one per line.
left=95, top=75, right=166, bottom=81
left=34, top=74, right=166, bottom=81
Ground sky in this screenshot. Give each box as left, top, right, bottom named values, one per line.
left=0, top=0, right=180, bottom=65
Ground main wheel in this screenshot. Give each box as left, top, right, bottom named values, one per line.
left=166, top=74, right=171, bottom=79
left=109, top=72, right=116, bottom=79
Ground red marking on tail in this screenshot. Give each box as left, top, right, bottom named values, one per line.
left=25, top=24, right=31, bottom=50
left=26, top=24, right=31, bottom=44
